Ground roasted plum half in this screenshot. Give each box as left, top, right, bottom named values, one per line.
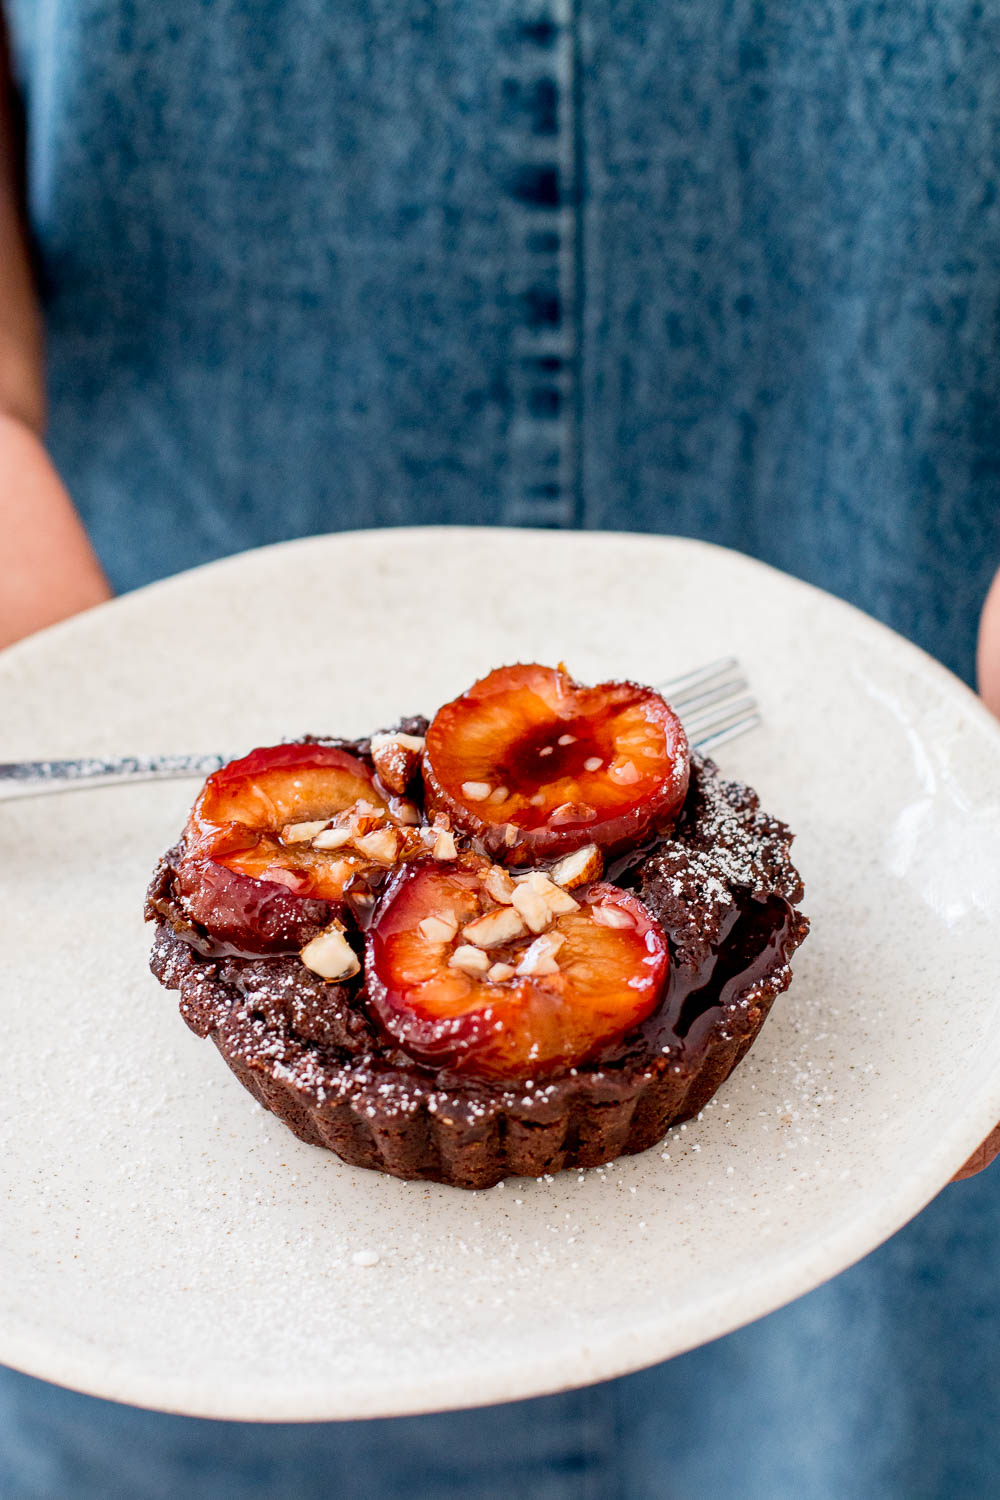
left=365, top=855, right=669, bottom=1080
left=422, top=663, right=689, bottom=863
left=175, top=742, right=425, bottom=952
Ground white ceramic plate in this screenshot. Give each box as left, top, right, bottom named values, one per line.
left=2, top=527, right=999, bottom=1422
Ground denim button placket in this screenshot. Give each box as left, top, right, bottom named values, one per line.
left=498, top=3, right=580, bottom=531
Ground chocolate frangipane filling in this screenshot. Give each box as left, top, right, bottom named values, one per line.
left=146, top=742, right=808, bottom=1190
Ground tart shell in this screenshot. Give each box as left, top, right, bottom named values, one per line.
left=147, top=752, right=808, bottom=1189
left=152, top=921, right=775, bottom=1187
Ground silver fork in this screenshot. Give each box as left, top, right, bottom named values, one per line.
left=658, top=656, right=760, bottom=751
left=0, top=657, right=759, bottom=803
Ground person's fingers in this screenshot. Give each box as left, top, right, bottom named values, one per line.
left=960, top=588, right=1000, bottom=1178
left=950, top=1123, right=1000, bottom=1183
left=976, top=565, right=1000, bottom=718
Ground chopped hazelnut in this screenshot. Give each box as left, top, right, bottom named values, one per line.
left=462, top=906, right=529, bottom=949
left=590, top=903, right=634, bottom=929
left=299, top=926, right=360, bottom=981
left=483, top=864, right=516, bottom=904
left=515, top=933, right=564, bottom=977
left=510, top=881, right=553, bottom=934
left=549, top=844, right=604, bottom=889
left=353, top=827, right=404, bottom=864
left=449, top=944, right=491, bottom=974
left=369, top=732, right=425, bottom=795
left=432, top=828, right=458, bottom=860
left=282, top=820, right=329, bottom=844
left=418, top=913, right=459, bottom=944
left=311, top=825, right=353, bottom=850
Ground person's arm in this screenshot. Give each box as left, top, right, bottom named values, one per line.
left=0, top=17, right=109, bottom=649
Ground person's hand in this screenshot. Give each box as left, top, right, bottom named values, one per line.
left=952, top=1125, right=1000, bottom=1183
left=0, top=411, right=111, bottom=648
left=951, top=572, right=1000, bottom=1182
left=979, top=564, right=1000, bottom=718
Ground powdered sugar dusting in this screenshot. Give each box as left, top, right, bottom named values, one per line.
left=641, top=753, right=804, bottom=974
left=4, top=526, right=997, bottom=1423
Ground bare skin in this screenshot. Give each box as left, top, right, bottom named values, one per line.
left=978, top=567, right=1000, bottom=719
left=0, top=415, right=111, bottom=645
left=0, top=17, right=109, bottom=650
left=0, top=33, right=996, bottom=1179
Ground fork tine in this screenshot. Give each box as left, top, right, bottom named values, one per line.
left=669, top=676, right=751, bottom=718
left=681, top=693, right=757, bottom=733
left=654, top=656, right=741, bottom=704
left=651, top=657, right=763, bottom=752
left=690, top=706, right=762, bottom=753
left=660, top=656, right=762, bottom=753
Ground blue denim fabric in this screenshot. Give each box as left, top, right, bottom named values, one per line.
left=4, top=1173, right=1000, bottom=1500
left=2, top=2, right=1000, bottom=1497
left=7, top=0, right=1000, bottom=683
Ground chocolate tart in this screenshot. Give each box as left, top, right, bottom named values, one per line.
left=146, top=742, right=808, bottom=1190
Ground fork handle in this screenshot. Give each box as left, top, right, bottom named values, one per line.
left=0, top=707, right=762, bottom=804
left=0, top=753, right=232, bottom=802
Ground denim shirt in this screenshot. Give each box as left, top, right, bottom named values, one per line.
left=2, top=11, right=1000, bottom=1497
left=6, top=1, right=1000, bottom=684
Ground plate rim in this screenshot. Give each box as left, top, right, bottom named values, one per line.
left=2, top=525, right=999, bottom=1421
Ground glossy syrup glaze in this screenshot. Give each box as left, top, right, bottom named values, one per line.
left=598, top=895, right=798, bottom=1071
left=146, top=739, right=806, bottom=1085
left=496, top=719, right=609, bottom=825
left=149, top=863, right=797, bottom=1083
